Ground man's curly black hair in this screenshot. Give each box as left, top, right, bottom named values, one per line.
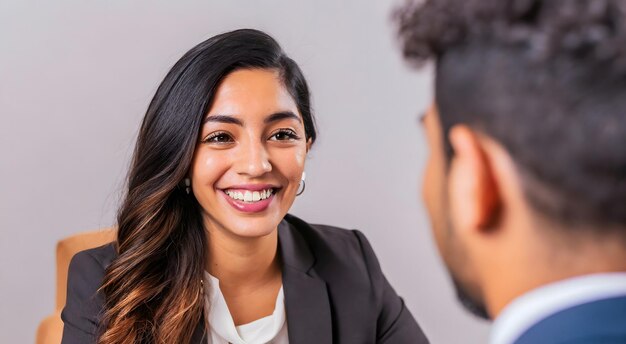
left=396, top=0, right=626, bottom=230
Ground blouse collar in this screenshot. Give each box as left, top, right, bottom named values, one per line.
left=203, top=271, right=286, bottom=344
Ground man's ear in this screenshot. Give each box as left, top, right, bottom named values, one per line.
left=448, top=125, right=501, bottom=233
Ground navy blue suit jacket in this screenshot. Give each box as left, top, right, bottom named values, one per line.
left=515, top=295, right=626, bottom=344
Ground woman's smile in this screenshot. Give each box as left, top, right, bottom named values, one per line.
left=220, top=184, right=282, bottom=213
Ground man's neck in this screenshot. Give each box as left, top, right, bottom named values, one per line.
left=486, top=232, right=626, bottom=318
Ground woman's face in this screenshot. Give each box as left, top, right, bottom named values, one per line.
left=190, top=68, right=310, bottom=239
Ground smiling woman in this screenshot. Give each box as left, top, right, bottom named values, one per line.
left=59, top=29, right=428, bottom=344
left=192, top=69, right=309, bottom=240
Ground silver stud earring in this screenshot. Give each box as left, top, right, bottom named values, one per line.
left=296, top=172, right=306, bottom=196
left=185, top=178, right=191, bottom=195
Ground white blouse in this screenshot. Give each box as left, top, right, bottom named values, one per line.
left=203, top=272, right=289, bottom=344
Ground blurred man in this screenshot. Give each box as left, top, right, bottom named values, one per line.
left=396, top=0, right=626, bottom=343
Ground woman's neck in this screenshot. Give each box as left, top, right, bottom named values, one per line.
left=205, top=225, right=281, bottom=294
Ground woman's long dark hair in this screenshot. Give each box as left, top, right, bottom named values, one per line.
left=98, top=29, right=317, bottom=344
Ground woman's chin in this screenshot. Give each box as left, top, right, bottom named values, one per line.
left=226, top=221, right=279, bottom=239
left=216, top=211, right=284, bottom=239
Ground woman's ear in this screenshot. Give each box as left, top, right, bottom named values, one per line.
left=306, top=138, right=312, bottom=153
left=448, top=125, right=501, bottom=234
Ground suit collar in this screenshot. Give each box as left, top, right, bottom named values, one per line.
left=277, top=215, right=315, bottom=273
left=513, top=295, right=626, bottom=344
left=278, top=215, right=333, bottom=343
left=492, top=273, right=626, bottom=344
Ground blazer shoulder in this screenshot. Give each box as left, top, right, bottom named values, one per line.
left=61, top=243, right=116, bottom=342
left=70, top=242, right=117, bottom=274
left=283, top=214, right=382, bottom=278
left=515, top=296, right=626, bottom=344
left=282, top=214, right=429, bottom=343
left=65, top=242, right=117, bottom=307
left=285, top=213, right=363, bottom=249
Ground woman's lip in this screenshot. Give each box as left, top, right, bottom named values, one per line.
left=221, top=184, right=279, bottom=192
left=220, top=189, right=275, bottom=213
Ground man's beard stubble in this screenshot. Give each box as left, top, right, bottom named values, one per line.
left=443, top=215, right=491, bottom=320
left=450, top=274, right=490, bottom=320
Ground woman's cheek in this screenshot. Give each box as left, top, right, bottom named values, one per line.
left=293, top=145, right=306, bottom=166
left=191, top=150, right=230, bottom=188
left=272, top=145, right=306, bottom=170
left=288, top=147, right=307, bottom=183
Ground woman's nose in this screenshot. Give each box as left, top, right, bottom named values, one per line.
left=236, top=141, right=272, bottom=177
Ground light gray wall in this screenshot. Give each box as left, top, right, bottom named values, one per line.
left=0, top=1, right=490, bottom=343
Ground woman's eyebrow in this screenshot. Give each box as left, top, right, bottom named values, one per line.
left=264, top=111, right=301, bottom=124
left=203, top=114, right=244, bottom=126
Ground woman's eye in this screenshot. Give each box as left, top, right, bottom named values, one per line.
left=270, top=129, right=299, bottom=141
left=203, top=132, right=234, bottom=144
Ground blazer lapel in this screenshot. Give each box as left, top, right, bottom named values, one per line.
left=279, top=218, right=333, bottom=344
left=190, top=217, right=333, bottom=344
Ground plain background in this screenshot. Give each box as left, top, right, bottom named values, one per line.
left=0, top=1, right=491, bottom=343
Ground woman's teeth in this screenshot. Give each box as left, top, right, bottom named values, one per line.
left=225, top=189, right=274, bottom=202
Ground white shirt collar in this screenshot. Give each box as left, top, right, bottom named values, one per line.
left=203, top=272, right=287, bottom=344
left=490, top=272, right=626, bottom=344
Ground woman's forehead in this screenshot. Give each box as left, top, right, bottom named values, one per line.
left=206, top=69, right=298, bottom=118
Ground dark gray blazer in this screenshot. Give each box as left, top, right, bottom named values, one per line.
left=61, top=214, right=429, bottom=343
